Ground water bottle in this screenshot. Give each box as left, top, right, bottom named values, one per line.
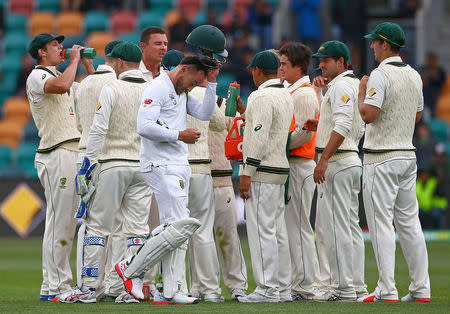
left=61, top=48, right=97, bottom=59
left=225, top=81, right=240, bottom=117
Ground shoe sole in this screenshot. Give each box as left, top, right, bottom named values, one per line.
left=153, top=299, right=199, bottom=305
left=402, top=298, right=431, bottom=303
left=115, top=263, right=140, bottom=300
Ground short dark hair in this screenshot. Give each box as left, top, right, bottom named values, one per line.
left=258, top=67, right=278, bottom=76
left=375, top=39, right=401, bottom=54
left=332, top=56, right=348, bottom=69
left=140, top=26, right=166, bottom=44
left=180, top=56, right=209, bottom=76
left=279, top=42, right=311, bottom=75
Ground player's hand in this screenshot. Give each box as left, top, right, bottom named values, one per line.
left=313, top=75, right=328, bottom=87
left=206, top=64, right=221, bottom=83
left=239, top=175, right=251, bottom=200
left=304, top=119, right=318, bottom=132
left=236, top=96, right=246, bottom=114
left=359, top=75, right=369, bottom=94
left=178, top=128, right=201, bottom=144
left=80, top=57, right=94, bottom=74
left=69, top=45, right=83, bottom=62
left=313, top=157, right=328, bottom=184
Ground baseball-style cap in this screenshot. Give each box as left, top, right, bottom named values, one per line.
left=28, top=33, right=65, bottom=59
left=162, top=50, right=185, bottom=70
left=107, top=41, right=142, bottom=62
left=104, top=40, right=123, bottom=56
left=364, top=22, right=406, bottom=48
left=312, top=40, right=350, bottom=63
left=247, top=51, right=280, bottom=70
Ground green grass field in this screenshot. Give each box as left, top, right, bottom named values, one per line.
left=0, top=237, right=449, bottom=313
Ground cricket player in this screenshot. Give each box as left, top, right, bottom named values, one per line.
left=139, top=26, right=168, bottom=296
left=278, top=42, right=325, bottom=301
left=208, top=103, right=248, bottom=300
left=58, top=42, right=152, bottom=303
left=186, top=85, right=226, bottom=302
left=26, top=33, right=94, bottom=301
left=116, top=55, right=221, bottom=305
left=237, top=51, right=293, bottom=303
left=310, top=40, right=367, bottom=302
left=358, top=22, right=430, bottom=303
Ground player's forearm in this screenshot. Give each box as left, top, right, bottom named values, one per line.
left=85, top=130, right=106, bottom=163
left=320, top=131, right=345, bottom=161
left=289, top=128, right=313, bottom=149
left=188, top=82, right=217, bottom=120
left=45, top=60, right=78, bottom=94
left=137, top=119, right=179, bottom=142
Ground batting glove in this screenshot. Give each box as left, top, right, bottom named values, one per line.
left=75, top=181, right=96, bottom=219
left=76, top=157, right=96, bottom=195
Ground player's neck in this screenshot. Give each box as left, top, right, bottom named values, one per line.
left=287, top=73, right=306, bottom=85
left=143, top=57, right=160, bottom=77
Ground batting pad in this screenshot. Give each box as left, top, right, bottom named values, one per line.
left=123, top=217, right=201, bottom=278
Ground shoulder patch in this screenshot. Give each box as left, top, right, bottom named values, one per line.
left=144, top=99, right=153, bottom=105
left=96, top=102, right=102, bottom=111
left=368, top=88, right=376, bottom=97
left=254, top=124, right=262, bottom=131
left=42, top=74, right=46, bottom=80
left=341, top=94, right=350, bottom=104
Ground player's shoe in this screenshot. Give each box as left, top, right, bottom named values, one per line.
left=58, top=288, right=96, bottom=303
left=231, top=288, right=246, bottom=299
left=280, top=294, right=293, bottom=302
left=204, top=296, right=225, bottom=303
left=401, top=293, right=431, bottom=303
left=357, top=292, right=398, bottom=303
left=115, top=258, right=144, bottom=300
left=320, top=291, right=356, bottom=302
left=115, top=290, right=140, bottom=303
left=237, top=292, right=280, bottom=303
left=188, top=290, right=201, bottom=299
left=153, top=290, right=199, bottom=305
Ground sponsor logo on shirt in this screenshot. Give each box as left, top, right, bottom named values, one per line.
left=169, top=94, right=177, bottom=106
left=60, top=177, right=67, bottom=189
left=42, top=74, right=46, bottom=80
left=368, top=88, right=376, bottom=97
left=96, top=102, right=102, bottom=111
left=69, top=106, right=74, bottom=116
left=179, top=180, right=184, bottom=189
left=341, top=94, right=350, bottom=104
left=144, top=99, right=152, bottom=105
left=254, top=124, right=262, bottom=131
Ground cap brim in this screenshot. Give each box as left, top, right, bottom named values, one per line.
left=54, top=35, right=65, bottom=43
left=364, top=34, right=376, bottom=40
left=216, top=49, right=228, bottom=58
left=312, top=52, right=328, bottom=58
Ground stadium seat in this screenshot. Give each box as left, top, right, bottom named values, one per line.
left=216, top=72, right=237, bottom=98
left=427, top=118, right=449, bottom=143
left=119, top=32, right=141, bottom=45
left=57, top=11, right=84, bottom=35
left=93, top=57, right=105, bottom=69
left=192, top=10, right=207, bottom=26
left=61, top=35, right=86, bottom=49
left=110, top=10, right=136, bottom=36
left=0, top=145, right=12, bottom=173
left=178, top=0, right=202, bottom=20
left=206, top=0, right=229, bottom=16
left=87, top=32, right=115, bottom=57
left=0, top=162, right=27, bottom=177
left=436, top=75, right=450, bottom=124
left=0, top=73, right=19, bottom=99
left=265, top=0, right=280, bottom=10
left=165, top=10, right=181, bottom=28
left=9, top=0, right=34, bottom=16
left=23, top=120, right=39, bottom=142
left=0, top=120, right=23, bottom=149
left=148, top=0, right=174, bottom=16
left=138, top=11, right=164, bottom=31
left=16, top=142, right=39, bottom=178
left=37, top=0, right=60, bottom=13
left=5, top=14, right=28, bottom=32
left=4, top=31, right=29, bottom=55
left=29, top=12, right=55, bottom=36
left=84, top=11, right=109, bottom=35
left=0, top=53, right=23, bottom=73
left=3, top=97, right=31, bottom=127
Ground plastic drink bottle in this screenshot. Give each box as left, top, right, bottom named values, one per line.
left=61, top=48, right=96, bottom=59
left=225, top=81, right=240, bottom=117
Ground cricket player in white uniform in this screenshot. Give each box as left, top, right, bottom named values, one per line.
left=187, top=86, right=226, bottom=302
left=74, top=39, right=122, bottom=301
left=117, top=56, right=220, bottom=305
left=208, top=102, right=248, bottom=300
left=26, top=33, right=94, bottom=301
left=139, top=26, right=168, bottom=296
left=358, top=22, right=430, bottom=303
left=278, top=42, right=325, bottom=301
left=237, top=51, right=293, bottom=303
left=58, top=42, right=152, bottom=303
left=311, top=41, right=367, bottom=302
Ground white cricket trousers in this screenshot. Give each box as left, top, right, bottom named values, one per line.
left=285, top=159, right=318, bottom=295
left=213, top=186, right=248, bottom=292
left=316, top=155, right=366, bottom=298
left=246, top=181, right=291, bottom=299
left=188, top=173, right=221, bottom=298
left=363, top=156, right=430, bottom=300
left=35, top=148, right=78, bottom=296
left=82, top=162, right=151, bottom=288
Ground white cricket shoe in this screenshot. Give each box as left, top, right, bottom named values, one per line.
left=204, top=296, right=225, bottom=303
left=231, top=288, right=246, bottom=299
left=115, top=258, right=144, bottom=300
left=58, top=288, right=96, bottom=303
left=320, top=291, right=356, bottom=302
left=115, top=290, right=140, bottom=303
left=237, top=292, right=280, bottom=303
left=153, top=290, right=199, bottom=305
left=401, top=293, right=431, bottom=303
left=357, top=292, right=398, bottom=303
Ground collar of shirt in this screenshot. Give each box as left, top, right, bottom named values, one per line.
left=258, top=78, right=282, bottom=90
left=327, top=70, right=354, bottom=88
left=118, top=69, right=145, bottom=80
left=285, top=75, right=311, bottom=93
left=379, top=56, right=403, bottom=67
left=36, top=65, right=58, bottom=75
left=96, top=64, right=114, bottom=73
left=139, top=60, right=163, bottom=79
left=158, top=69, right=177, bottom=94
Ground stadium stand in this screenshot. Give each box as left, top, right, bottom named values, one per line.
left=29, top=12, right=55, bottom=36
left=110, top=10, right=136, bottom=36
left=57, top=11, right=84, bottom=35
